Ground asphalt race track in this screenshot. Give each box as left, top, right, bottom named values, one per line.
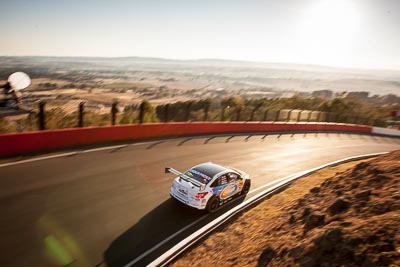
left=0, top=133, right=399, bottom=267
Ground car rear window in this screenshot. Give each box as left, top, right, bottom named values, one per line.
left=185, top=169, right=213, bottom=184
left=193, top=163, right=227, bottom=178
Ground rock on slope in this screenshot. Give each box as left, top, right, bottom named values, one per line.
left=280, top=151, right=400, bottom=267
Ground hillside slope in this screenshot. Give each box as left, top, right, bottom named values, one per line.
left=171, top=151, right=400, bottom=267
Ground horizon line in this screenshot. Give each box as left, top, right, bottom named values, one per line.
left=1, top=55, right=400, bottom=72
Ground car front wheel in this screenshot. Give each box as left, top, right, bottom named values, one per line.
left=206, top=196, right=220, bottom=213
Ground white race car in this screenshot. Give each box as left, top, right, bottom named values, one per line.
left=167, top=162, right=251, bottom=212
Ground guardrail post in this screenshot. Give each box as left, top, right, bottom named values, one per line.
left=236, top=107, right=241, bottom=121
left=184, top=101, right=192, bottom=121
left=204, top=104, right=209, bottom=121
left=78, top=101, right=85, bottom=127
left=307, top=111, right=313, bottom=122
left=28, top=111, right=35, bottom=130
left=263, top=109, right=269, bottom=121
left=111, top=102, right=118, bottom=125
left=297, top=110, right=303, bottom=122
left=287, top=109, right=294, bottom=122
left=138, top=101, right=145, bottom=124
left=275, top=110, right=281, bottom=121
left=164, top=104, right=169, bottom=122
left=316, top=112, right=321, bottom=122
left=38, top=101, right=46, bottom=130
left=250, top=107, right=257, bottom=121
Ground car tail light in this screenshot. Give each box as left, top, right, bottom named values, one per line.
left=195, top=192, right=208, bottom=199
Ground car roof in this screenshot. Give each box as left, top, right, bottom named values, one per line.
left=191, top=162, right=231, bottom=179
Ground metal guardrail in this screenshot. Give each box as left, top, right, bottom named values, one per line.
left=148, top=152, right=388, bottom=267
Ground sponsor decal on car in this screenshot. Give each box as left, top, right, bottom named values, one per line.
left=178, top=188, right=187, bottom=195
left=219, top=184, right=238, bottom=199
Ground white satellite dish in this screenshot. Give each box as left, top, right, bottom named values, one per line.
left=8, top=72, right=31, bottom=91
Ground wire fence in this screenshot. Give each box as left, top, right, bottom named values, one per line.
left=21, top=100, right=386, bottom=132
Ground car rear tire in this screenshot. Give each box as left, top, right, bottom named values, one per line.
left=242, top=180, right=251, bottom=195
left=206, top=196, right=220, bottom=213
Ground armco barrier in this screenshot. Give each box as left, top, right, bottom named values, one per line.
left=372, top=126, right=400, bottom=137
left=0, top=122, right=372, bottom=157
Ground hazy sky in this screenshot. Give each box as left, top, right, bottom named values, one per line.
left=1, top=0, right=399, bottom=69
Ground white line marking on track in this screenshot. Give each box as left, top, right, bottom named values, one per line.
left=83, top=144, right=127, bottom=153
left=0, top=152, right=78, bottom=168
left=124, top=215, right=208, bottom=267
left=0, top=144, right=130, bottom=168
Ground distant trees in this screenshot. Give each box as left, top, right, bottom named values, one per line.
left=221, top=96, right=244, bottom=121
left=38, top=82, right=58, bottom=90
left=119, top=110, right=134, bottom=124
left=136, top=99, right=159, bottom=123
left=0, top=118, right=17, bottom=133
left=318, top=98, right=350, bottom=113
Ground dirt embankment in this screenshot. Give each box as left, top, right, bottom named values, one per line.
left=171, top=151, right=400, bottom=267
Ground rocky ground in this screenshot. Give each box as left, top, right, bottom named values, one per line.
left=171, top=150, right=400, bottom=267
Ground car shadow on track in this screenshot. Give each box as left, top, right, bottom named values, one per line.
left=103, top=198, right=204, bottom=267
left=103, top=195, right=246, bottom=267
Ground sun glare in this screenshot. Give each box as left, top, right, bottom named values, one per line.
left=295, top=0, right=361, bottom=65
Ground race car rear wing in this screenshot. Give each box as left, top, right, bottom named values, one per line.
left=165, top=167, right=205, bottom=189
